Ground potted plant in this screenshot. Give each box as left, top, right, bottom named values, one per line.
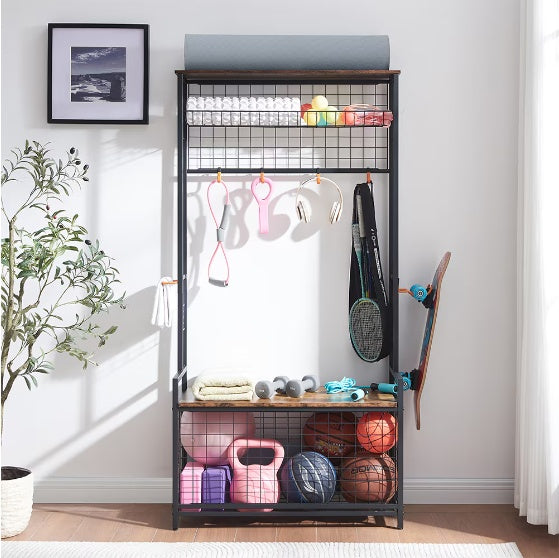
left=1, top=141, right=124, bottom=538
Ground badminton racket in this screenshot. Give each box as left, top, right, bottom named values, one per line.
left=349, top=219, right=383, bottom=362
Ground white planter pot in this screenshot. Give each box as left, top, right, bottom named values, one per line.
left=1, top=466, right=33, bottom=538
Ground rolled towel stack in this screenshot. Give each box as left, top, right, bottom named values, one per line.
left=192, top=369, right=256, bottom=401
left=186, top=97, right=301, bottom=126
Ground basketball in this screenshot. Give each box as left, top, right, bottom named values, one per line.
left=340, top=453, right=397, bottom=502
left=279, top=451, right=337, bottom=503
left=303, top=412, right=357, bottom=458
left=356, top=411, right=397, bottom=453
left=180, top=411, right=255, bottom=466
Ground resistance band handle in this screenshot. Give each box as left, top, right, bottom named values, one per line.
left=258, top=200, right=270, bottom=234
left=209, top=277, right=228, bottom=287
left=220, top=203, right=231, bottom=230
left=251, top=177, right=273, bottom=235
left=216, top=204, right=231, bottom=242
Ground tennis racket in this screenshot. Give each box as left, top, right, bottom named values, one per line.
left=349, top=220, right=383, bottom=362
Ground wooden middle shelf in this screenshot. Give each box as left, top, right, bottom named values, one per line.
left=178, top=387, right=396, bottom=409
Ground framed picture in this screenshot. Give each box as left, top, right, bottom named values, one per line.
left=48, top=23, right=149, bottom=124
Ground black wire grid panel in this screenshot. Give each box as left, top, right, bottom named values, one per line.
left=177, top=408, right=399, bottom=517
left=185, top=83, right=391, bottom=173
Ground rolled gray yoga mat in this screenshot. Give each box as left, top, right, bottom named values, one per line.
left=184, top=35, right=390, bottom=70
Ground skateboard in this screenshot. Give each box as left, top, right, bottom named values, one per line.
left=411, top=252, right=451, bottom=430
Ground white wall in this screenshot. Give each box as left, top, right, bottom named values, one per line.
left=1, top=0, right=520, bottom=503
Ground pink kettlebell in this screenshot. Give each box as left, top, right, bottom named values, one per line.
left=228, top=438, right=284, bottom=512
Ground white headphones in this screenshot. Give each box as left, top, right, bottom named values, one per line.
left=295, top=175, right=343, bottom=224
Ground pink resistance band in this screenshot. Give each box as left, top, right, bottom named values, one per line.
left=207, top=179, right=231, bottom=287
left=251, top=175, right=273, bottom=234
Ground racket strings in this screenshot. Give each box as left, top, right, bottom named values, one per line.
left=350, top=299, right=383, bottom=362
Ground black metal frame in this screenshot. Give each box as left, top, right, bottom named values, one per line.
left=47, top=23, right=149, bottom=124
left=173, top=71, right=401, bottom=530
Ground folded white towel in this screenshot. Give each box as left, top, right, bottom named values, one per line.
left=151, top=277, right=176, bottom=328
left=192, top=370, right=255, bottom=401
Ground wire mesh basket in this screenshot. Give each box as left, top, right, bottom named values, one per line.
left=178, top=408, right=399, bottom=513
left=184, top=83, right=393, bottom=173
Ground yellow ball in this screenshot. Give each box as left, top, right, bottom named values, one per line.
left=311, top=95, right=329, bottom=110
left=303, top=109, right=320, bottom=126
left=325, top=106, right=338, bottom=125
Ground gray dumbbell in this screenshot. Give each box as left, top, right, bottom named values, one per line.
left=255, top=376, right=290, bottom=399
left=286, top=374, right=319, bottom=398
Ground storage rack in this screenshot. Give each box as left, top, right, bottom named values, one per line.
left=173, top=69, right=403, bottom=529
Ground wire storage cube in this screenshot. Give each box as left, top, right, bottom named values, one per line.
left=174, top=69, right=402, bottom=529
left=173, top=378, right=403, bottom=522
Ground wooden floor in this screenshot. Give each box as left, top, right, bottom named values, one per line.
left=6, top=504, right=557, bottom=558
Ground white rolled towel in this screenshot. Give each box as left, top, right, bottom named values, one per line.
left=186, top=96, right=301, bottom=126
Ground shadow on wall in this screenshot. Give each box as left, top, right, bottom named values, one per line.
left=185, top=174, right=327, bottom=308
left=24, top=97, right=178, bottom=476
left=26, top=287, right=173, bottom=476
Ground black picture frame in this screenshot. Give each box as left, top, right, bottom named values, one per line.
left=48, top=23, right=149, bottom=124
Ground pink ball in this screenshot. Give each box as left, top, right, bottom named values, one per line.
left=180, top=411, right=256, bottom=465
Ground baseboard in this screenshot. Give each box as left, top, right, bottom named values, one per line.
left=33, top=477, right=514, bottom=505
left=34, top=477, right=172, bottom=504
left=403, top=478, right=514, bottom=504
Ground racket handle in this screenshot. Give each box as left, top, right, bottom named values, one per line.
left=352, top=224, right=362, bottom=256
left=356, top=195, right=366, bottom=238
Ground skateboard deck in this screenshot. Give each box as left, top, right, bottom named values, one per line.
left=413, top=252, right=451, bottom=430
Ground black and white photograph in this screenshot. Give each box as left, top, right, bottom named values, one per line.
left=71, top=47, right=126, bottom=103
left=48, top=24, right=149, bottom=124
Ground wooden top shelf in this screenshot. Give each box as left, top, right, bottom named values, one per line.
left=178, top=387, right=396, bottom=409
left=175, top=69, right=400, bottom=82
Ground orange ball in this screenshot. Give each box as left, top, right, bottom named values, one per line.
left=336, top=107, right=356, bottom=126
left=356, top=412, right=397, bottom=453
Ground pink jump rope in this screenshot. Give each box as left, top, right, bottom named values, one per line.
left=251, top=173, right=274, bottom=234
left=207, top=175, right=231, bottom=287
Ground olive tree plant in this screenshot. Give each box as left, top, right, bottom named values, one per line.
left=1, top=141, right=124, bottom=433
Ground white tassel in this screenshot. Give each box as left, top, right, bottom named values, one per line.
left=152, top=277, right=176, bottom=328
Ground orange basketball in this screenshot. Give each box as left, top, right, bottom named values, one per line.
left=340, top=453, right=397, bottom=502
left=303, top=412, right=357, bottom=458
left=356, top=412, right=397, bottom=453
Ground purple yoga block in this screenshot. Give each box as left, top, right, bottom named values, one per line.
left=202, top=465, right=231, bottom=504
